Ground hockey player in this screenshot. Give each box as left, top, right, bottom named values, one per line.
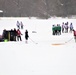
left=20, top=21, right=24, bottom=29
left=25, top=30, right=29, bottom=43
left=10, top=29, right=14, bottom=41
left=52, top=25, right=57, bottom=35
left=16, top=29, right=22, bottom=41
left=62, top=22, right=65, bottom=33
left=69, top=23, right=73, bottom=33
left=16, top=21, right=20, bottom=29
left=52, top=25, right=55, bottom=35
left=65, top=22, right=69, bottom=33
left=64, top=24, right=67, bottom=33
left=2, top=29, right=7, bottom=39
left=0, top=35, right=4, bottom=42
left=13, top=28, right=17, bottom=41
left=57, top=24, right=61, bottom=35
left=73, top=29, right=76, bottom=42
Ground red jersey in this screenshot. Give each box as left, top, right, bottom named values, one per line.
left=17, top=29, right=21, bottom=36
left=73, top=30, right=76, bottom=36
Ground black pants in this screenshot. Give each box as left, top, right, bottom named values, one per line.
left=13, top=36, right=16, bottom=41
left=17, top=36, right=22, bottom=41
left=74, top=36, right=76, bottom=42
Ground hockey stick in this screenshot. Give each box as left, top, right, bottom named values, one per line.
left=29, top=37, right=38, bottom=44
left=65, top=37, right=73, bottom=43
left=52, top=37, right=73, bottom=46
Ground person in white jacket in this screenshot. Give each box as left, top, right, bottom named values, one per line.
left=16, top=21, right=20, bottom=29
left=69, top=23, right=73, bottom=33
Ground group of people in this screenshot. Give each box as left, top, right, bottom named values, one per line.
left=52, top=22, right=74, bottom=35
left=0, top=21, right=29, bottom=43
left=62, top=22, right=73, bottom=33
left=0, top=20, right=76, bottom=43
left=52, top=24, right=61, bottom=35
left=16, top=21, right=24, bottom=29
left=16, top=21, right=29, bottom=43
left=52, top=21, right=76, bottom=42
left=16, top=29, right=29, bottom=43
left=1, top=28, right=29, bottom=43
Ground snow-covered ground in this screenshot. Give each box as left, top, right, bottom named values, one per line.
left=0, top=17, right=76, bottom=75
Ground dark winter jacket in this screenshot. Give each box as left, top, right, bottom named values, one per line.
left=25, top=30, right=29, bottom=40
left=2, top=29, right=7, bottom=39
left=13, top=29, right=17, bottom=36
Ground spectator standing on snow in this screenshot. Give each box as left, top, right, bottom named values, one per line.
left=2, top=29, right=7, bottom=39
left=69, top=23, right=73, bottom=33
left=52, top=25, right=55, bottom=35
left=0, top=35, right=4, bottom=42
left=10, top=29, right=14, bottom=41
left=57, top=24, right=61, bottom=35
left=65, top=23, right=69, bottom=33
left=16, top=21, right=20, bottom=29
left=16, top=29, right=22, bottom=41
left=62, top=22, right=65, bottom=33
left=25, top=30, right=29, bottom=43
left=73, top=29, right=76, bottom=42
left=20, top=21, right=24, bottom=29
left=13, top=28, right=17, bottom=41
left=54, top=25, right=58, bottom=35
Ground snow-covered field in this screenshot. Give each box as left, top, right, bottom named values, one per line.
left=0, top=17, right=76, bottom=75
